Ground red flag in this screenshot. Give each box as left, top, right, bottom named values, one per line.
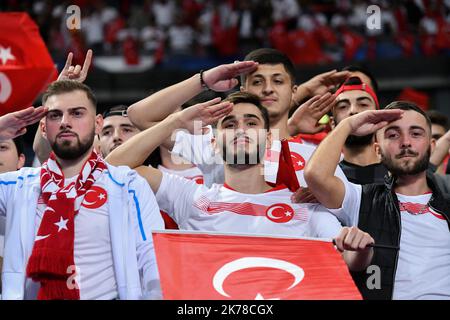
left=153, top=231, right=362, bottom=300
left=0, top=12, right=57, bottom=116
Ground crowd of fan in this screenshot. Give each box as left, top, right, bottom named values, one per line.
left=2, top=0, right=450, bottom=67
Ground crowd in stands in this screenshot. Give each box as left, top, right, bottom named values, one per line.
left=2, top=0, right=450, bottom=67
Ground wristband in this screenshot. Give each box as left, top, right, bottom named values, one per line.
left=199, top=70, right=210, bottom=90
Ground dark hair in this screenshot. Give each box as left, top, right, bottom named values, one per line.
left=42, top=80, right=97, bottom=110
left=385, top=101, right=432, bottom=129
left=222, top=91, right=270, bottom=130
left=12, top=136, right=24, bottom=157
left=427, top=110, right=449, bottom=131
left=102, top=105, right=128, bottom=118
left=241, top=48, right=296, bottom=85
left=342, top=65, right=379, bottom=94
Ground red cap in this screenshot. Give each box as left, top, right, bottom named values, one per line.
left=335, top=82, right=380, bottom=109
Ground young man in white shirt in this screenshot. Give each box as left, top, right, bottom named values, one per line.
left=0, top=80, right=163, bottom=300
left=126, top=48, right=348, bottom=189
left=304, top=101, right=450, bottom=300
left=107, top=91, right=376, bottom=273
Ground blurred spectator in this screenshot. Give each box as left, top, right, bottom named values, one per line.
left=83, top=7, right=104, bottom=53
left=152, top=0, right=176, bottom=30
left=3, top=0, right=450, bottom=67
left=141, top=16, right=165, bottom=54
left=168, top=14, right=194, bottom=54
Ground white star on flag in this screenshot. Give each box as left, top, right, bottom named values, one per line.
left=285, top=211, right=292, bottom=217
left=0, top=46, right=16, bottom=65
left=297, top=160, right=304, bottom=166
left=54, top=216, right=69, bottom=232
left=98, top=193, right=106, bottom=200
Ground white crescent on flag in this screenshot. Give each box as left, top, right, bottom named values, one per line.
left=0, top=72, right=12, bottom=103
left=212, top=256, right=305, bottom=299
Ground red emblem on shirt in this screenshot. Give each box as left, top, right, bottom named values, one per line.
left=290, top=152, right=306, bottom=171
left=265, top=203, right=295, bottom=223
left=82, top=186, right=108, bottom=209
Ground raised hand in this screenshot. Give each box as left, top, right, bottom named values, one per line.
left=0, top=106, right=48, bottom=140
left=288, top=92, right=336, bottom=135
left=57, top=49, right=93, bottom=83
left=334, top=226, right=375, bottom=252
left=294, top=70, right=350, bottom=102
left=290, top=187, right=319, bottom=204
left=177, top=97, right=233, bottom=133
left=347, top=109, right=404, bottom=136
left=202, top=61, right=258, bottom=92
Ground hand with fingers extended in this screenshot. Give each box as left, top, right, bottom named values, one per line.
left=57, top=49, right=93, bottom=83
left=0, top=106, right=48, bottom=141
left=290, top=187, right=318, bottom=204
left=294, top=69, right=350, bottom=104
left=288, top=92, right=336, bottom=136
left=175, top=97, right=234, bottom=133
left=202, top=61, right=258, bottom=92
left=345, top=109, right=404, bottom=137
left=334, top=226, right=375, bottom=253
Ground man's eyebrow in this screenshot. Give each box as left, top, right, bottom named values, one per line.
left=384, top=125, right=400, bottom=132
left=250, top=73, right=285, bottom=78
left=102, top=125, right=113, bottom=131
left=48, top=106, right=87, bottom=113
left=410, top=125, right=426, bottom=132
left=221, top=115, right=236, bottom=124
left=336, top=98, right=350, bottom=104
left=119, top=123, right=136, bottom=129
left=243, top=114, right=262, bottom=121
left=356, top=97, right=374, bottom=103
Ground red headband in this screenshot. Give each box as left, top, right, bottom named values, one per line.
left=335, top=82, right=379, bottom=109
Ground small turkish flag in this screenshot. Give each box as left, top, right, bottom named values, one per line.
left=153, top=231, right=362, bottom=300
left=0, top=12, right=57, bottom=116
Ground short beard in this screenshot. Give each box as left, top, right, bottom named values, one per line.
left=344, top=134, right=374, bottom=148
left=222, top=143, right=266, bottom=169
left=51, top=131, right=95, bottom=160
left=381, top=146, right=430, bottom=176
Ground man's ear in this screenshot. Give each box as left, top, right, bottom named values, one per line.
left=17, top=153, right=25, bottom=170
left=430, top=137, right=436, bottom=154
left=40, top=118, right=47, bottom=139
left=374, top=141, right=382, bottom=161
left=95, top=114, right=104, bottom=136
left=330, top=115, right=336, bottom=129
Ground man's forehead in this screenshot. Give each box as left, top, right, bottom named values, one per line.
left=247, top=63, right=289, bottom=77
left=381, top=110, right=430, bottom=132
left=45, top=91, right=92, bottom=109
left=337, top=90, right=374, bottom=103
left=103, top=115, right=134, bottom=127
left=220, top=103, right=261, bottom=121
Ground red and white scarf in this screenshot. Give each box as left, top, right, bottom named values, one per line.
left=26, top=150, right=107, bottom=300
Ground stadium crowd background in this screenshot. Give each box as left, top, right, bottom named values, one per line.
left=1, top=0, right=450, bottom=165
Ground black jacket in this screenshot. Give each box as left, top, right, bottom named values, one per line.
left=351, top=172, right=450, bottom=300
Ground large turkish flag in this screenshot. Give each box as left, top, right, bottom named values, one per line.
left=153, top=231, right=362, bottom=300
left=0, top=12, right=57, bottom=116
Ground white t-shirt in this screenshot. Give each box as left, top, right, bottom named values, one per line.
left=333, top=176, right=450, bottom=300
left=156, top=172, right=343, bottom=239
left=36, top=174, right=118, bottom=300
left=157, top=165, right=203, bottom=185
left=0, top=216, right=4, bottom=257
left=172, top=128, right=345, bottom=188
